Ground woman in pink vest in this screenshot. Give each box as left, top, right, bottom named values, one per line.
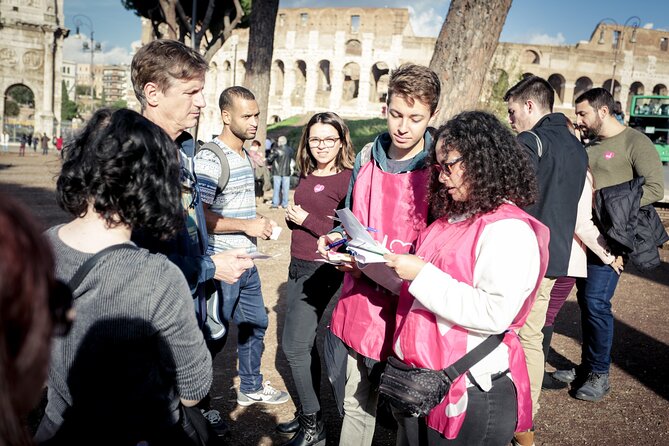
left=385, top=111, right=550, bottom=446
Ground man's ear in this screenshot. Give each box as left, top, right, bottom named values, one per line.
left=599, top=105, right=610, bottom=120
left=430, top=107, right=440, bottom=122
left=525, top=100, right=535, bottom=114
left=143, top=82, right=160, bottom=107
left=221, top=109, right=231, bottom=125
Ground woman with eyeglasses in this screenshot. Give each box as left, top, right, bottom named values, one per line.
left=0, top=194, right=72, bottom=446
left=384, top=111, right=550, bottom=446
left=34, top=108, right=212, bottom=445
left=277, top=112, right=355, bottom=446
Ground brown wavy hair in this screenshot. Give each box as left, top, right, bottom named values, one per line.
left=429, top=111, right=538, bottom=219
left=296, top=112, right=355, bottom=177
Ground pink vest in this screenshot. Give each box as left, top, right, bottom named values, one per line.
left=394, top=203, right=549, bottom=438
left=329, top=159, right=430, bottom=361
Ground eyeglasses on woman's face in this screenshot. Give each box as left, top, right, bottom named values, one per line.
left=433, top=156, right=463, bottom=177
left=307, top=137, right=340, bottom=149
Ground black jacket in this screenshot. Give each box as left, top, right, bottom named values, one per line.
left=267, top=144, right=294, bottom=177
left=518, top=113, right=589, bottom=277
left=594, top=176, right=669, bottom=270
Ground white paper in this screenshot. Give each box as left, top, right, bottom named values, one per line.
left=270, top=226, right=282, bottom=240
left=334, top=208, right=402, bottom=294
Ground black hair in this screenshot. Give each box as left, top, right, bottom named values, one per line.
left=575, top=87, right=615, bottom=115
left=504, top=75, right=554, bottom=112
left=57, top=108, right=183, bottom=240
left=429, top=110, right=538, bottom=219
left=218, top=86, right=256, bottom=112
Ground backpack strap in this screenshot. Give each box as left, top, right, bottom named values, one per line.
left=359, top=142, right=374, bottom=166
left=197, top=141, right=231, bottom=193
left=68, top=244, right=139, bottom=294
left=525, top=130, right=543, bottom=158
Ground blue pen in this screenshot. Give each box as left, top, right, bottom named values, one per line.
left=326, top=238, right=348, bottom=250
left=366, top=226, right=378, bottom=232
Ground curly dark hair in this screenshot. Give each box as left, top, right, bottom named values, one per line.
left=57, top=108, right=183, bottom=240
left=429, top=110, right=537, bottom=219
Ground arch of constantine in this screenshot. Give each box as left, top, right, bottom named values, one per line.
left=0, top=0, right=66, bottom=139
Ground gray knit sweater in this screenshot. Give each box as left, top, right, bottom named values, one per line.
left=43, top=226, right=212, bottom=438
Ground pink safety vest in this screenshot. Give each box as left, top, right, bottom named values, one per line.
left=394, top=203, right=549, bottom=438
left=329, top=159, right=430, bottom=361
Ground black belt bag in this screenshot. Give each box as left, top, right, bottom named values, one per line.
left=379, top=332, right=506, bottom=417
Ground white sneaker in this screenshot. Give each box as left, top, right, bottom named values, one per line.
left=236, top=380, right=290, bottom=407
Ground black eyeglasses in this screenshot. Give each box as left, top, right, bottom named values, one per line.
left=50, top=280, right=74, bottom=337
left=433, top=156, right=463, bottom=177
left=307, top=137, right=340, bottom=148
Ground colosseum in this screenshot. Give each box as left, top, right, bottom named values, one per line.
left=195, top=7, right=669, bottom=138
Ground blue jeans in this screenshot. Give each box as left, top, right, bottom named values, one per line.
left=576, top=262, right=621, bottom=374
left=272, top=175, right=290, bottom=207
left=212, top=266, right=268, bottom=393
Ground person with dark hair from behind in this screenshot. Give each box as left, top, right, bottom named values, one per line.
left=268, top=135, right=295, bottom=208
left=131, top=40, right=253, bottom=435
left=613, top=100, right=625, bottom=125
left=33, top=108, right=213, bottom=445
left=277, top=112, right=355, bottom=445
left=551, top=88, right=665, bottom=401
left=504, top=75, right=588, bottom=446
left=385, top=111, right=549, bottom=446
left=0, top=194, right=72, bottom=446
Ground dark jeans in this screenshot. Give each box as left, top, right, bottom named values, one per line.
left=208, top=266, right=268, bottom=393
left=282, top=257, right=343, bottom=414
left=395, top=375, right=517, bottom=446
left=576, top=261, right=621, bottom=374
left=544, top=276, right=577, bottom=327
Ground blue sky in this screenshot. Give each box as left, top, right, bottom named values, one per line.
left=63, top=0, right=669, bottom=64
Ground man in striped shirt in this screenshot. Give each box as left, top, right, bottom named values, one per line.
left=194, top=86, right=289, bottom=407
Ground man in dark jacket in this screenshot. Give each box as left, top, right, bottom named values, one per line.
left=267, top=135, right=294, bottom=208
left=505, top=75, right=588, bottom=446
left=552, top=88, right=665, bottom=402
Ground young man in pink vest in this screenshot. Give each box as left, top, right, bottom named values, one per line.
left=316, top=64, right=441, bottom=446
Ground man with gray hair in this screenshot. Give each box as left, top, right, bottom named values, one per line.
left=268, top=135, right=295, bottom=208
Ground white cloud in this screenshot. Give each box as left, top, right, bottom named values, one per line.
left=527, top=32, right=566, bottom=46
left=643, top=22, right=654, bottom=29
left=407, top=6, right=443, bottom=37
left=63, top=35, right=132, bottom=65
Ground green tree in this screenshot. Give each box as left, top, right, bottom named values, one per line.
left=7, top=85, right=34, bottom=107
left=121, top=0, right=249, bottom=61
left=61, top=81, right=79, bottom=121
left=4, top=100, right=20, bottom=117
left=111, top=99, right=128, bottom=109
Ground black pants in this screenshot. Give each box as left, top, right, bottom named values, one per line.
left=396, top=375, right=517, bottom=446
left=281, top=257, right=343, bottom=414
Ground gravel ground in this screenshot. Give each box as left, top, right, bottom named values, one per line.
left=2, top=150, right=667, bottom=446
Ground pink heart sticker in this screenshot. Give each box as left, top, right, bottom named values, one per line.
left=314, top=184, right=325, bottom=193
left=604, top=151, right=615, bottom=160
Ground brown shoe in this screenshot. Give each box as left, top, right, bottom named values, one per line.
left=512, top=430, right=535, bottom=446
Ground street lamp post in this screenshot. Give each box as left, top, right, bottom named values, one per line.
left=597, top=16, right=641, bottom=96
left=72, top=14, right=101, bottom=104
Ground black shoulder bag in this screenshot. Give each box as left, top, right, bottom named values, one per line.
left=379, top=332, right=506, bottom=417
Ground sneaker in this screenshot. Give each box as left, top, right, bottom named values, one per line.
left=542, top=371, right=569, bottom=390
left=237, top=380, right=290, bottom=407
left=574, top=372, right=610, bottom=402
left=551, top=368, right=577, bottom=384
left=201, top=409, right=230, bottom=438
